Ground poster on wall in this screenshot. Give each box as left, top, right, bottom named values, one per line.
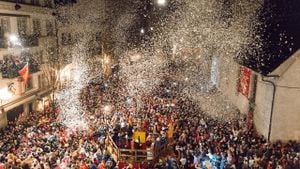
left=239, top=66, right=251, bottom=98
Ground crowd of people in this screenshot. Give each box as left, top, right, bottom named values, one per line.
left=0, top=55, right=39, bottom=79
left=0, top=75, right=299, bottom=169
left=79, top=77, right=300, bottom=169
left=0, top=105, right=116, bottom=169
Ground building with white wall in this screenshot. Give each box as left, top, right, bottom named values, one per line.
left=254, top=50, right=300, bottom=141
left=213, top=50, right=300, bottom=142
left=0, top=0, right=57, bottom=128
left=210, top=55, right=257, bottom=115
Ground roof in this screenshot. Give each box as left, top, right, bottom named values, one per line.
left=270, top=50, right=300, bottom=76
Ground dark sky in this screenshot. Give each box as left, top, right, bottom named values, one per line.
left=56, top=0, right=300, bottom=75
left=245, top=0, right=300, bottom=75
left=131, top=0, right=300, bottom=75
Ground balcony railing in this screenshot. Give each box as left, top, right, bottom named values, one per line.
left=0, top=35, right=39, bottom=48
left=1, top=61, right=40, bottom=79
left=20, top=35, right=39, bottom=47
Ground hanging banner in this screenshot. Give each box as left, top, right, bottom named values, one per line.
left=239, top=66, right=251, bottom=98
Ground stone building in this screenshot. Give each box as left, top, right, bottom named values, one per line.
left=0, top=0, right=57, bottom=128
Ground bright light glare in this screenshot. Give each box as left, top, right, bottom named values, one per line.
left=130, top=54, right=141, bottom=62
left=60, top=66, right=71, bottom=81
left=8, top=34, right=22, bottom=46
left=0, top=87, right=13, bottom=101
left=104, top=105, right=111, bottom=112
left=9, top=34, right=18, bottom=43
left=157, top=0, right=167, bottom=6
left=104, top=58, right=110, bottom=64
left=140, top=28, right=145, bottom=34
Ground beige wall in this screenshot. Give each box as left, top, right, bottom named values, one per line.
left=272, top=87, right=300, bottom=141
left=254, top=58, right=300, bottom=141
left=217, top=57, right=250, bottom=114
left=271, top=58, right=300, bottom=141
left=0, top=1, right=56, bottom=129
left=254, top=78, right=274, bottom=138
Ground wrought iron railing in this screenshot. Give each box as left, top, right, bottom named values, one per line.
left=20, top=35, right=39, bottom=47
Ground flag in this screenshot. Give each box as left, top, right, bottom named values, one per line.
left=238, top=66, right=251, bottom=98
left=18, top=63, right=29, bottom=84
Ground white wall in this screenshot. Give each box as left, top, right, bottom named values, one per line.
left=217, top=57, right=250, bottom=114
left=254, top=79, right=274, bottom=138
left=271, top=58, right=300, bottom=141
left=253, top=58, right=300, bottom=141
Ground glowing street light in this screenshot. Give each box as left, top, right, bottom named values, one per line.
left=8, top=34, right=21, bottom=46
left=156, top=0, right=167, bottom=6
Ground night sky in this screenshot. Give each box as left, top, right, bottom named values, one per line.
left=131, top=0, right=300, bottom=75
left=247, top=0, right=300, bottom=75
left=55, top=0, right=300, bottom=75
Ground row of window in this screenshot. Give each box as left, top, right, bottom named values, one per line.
left=61, top=31, right=101, bottom=45
left=0, top=17, right=54, bottom=39
left=18, top=17, right=54, bottom=37
left=2, top=0, right=53, bottom=8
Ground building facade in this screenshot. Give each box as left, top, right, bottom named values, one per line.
left=0, top=0, right=57, bottom=128
left=254, top=50, right=300, bottom=141
left=213, top=50, right=300, bottom=141
left=55, top=0, right=107, bottom=83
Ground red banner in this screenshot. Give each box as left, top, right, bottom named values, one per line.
left=18, top=63, right=29, bottom=84
left=239, top=66, right=251, bottom=98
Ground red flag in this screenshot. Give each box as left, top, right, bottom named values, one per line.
left=238, top=66, right=251, bottom=98
left=18, top=63, right=29, bottom=84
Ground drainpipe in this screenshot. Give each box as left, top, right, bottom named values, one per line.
left=261, top=75, right=279, bottom=142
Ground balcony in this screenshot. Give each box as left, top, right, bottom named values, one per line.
left=0, top=60, right=40, bottom=79
left=20, top=35, right=39, bottom=47
left=2, top=34, right=39, bottom=48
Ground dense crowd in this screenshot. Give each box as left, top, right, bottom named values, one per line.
left=0, top=55, right=39, bottom=78
left=0, top=76, right=299, bottom=169
left=0, top=106, right=116, bottom=169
